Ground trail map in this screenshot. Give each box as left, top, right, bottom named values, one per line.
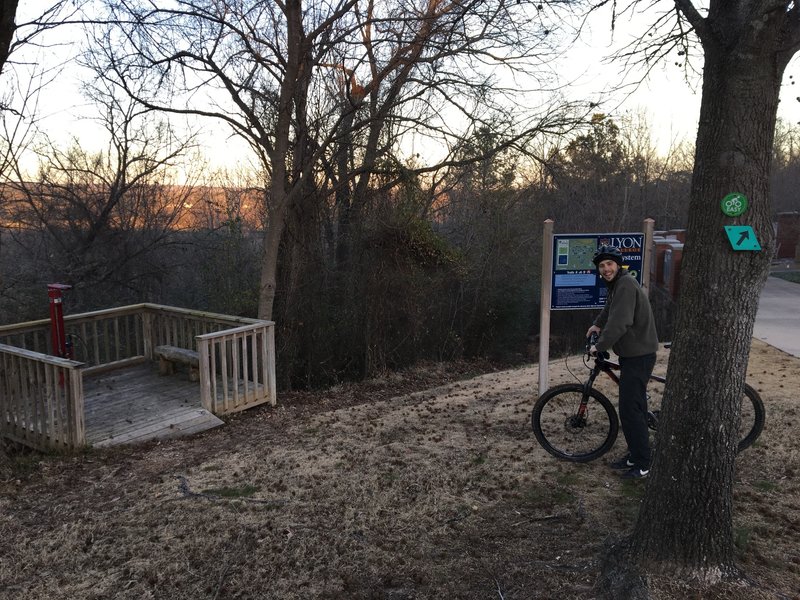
left=555, top=238, right=596, bottom=270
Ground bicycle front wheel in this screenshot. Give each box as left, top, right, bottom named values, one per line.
left=532, top=384, right=619, bottom=462
left=738, top=384, right=765, bottom=452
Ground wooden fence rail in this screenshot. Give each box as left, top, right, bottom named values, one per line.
left=0, top=305, right=147, bottom=372
left=198, top=323, right=277, bottom=414
left=0, top=344, right=84, bottom=450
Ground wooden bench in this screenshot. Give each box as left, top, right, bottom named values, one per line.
left=155, top=345, right=200, bottom=382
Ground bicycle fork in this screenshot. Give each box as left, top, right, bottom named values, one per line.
left=574, top=366, right=602, bottom=423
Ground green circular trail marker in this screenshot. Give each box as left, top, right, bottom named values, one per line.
left=721, top=192, right=748, bottom=217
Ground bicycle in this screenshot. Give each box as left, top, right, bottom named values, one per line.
left=531, top=334, right=766, bottom=462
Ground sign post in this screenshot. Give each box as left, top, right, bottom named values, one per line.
left=642, top=218, right=654, bottom=294
left=538, top=220, right=554, bottom=396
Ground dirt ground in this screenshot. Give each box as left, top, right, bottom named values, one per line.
left=1, top=340, right=798, bottom=600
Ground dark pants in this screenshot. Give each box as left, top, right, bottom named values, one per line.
left=618, top=353, right=657, bottom=469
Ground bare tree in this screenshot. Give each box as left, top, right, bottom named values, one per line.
left=1, top=1, right=86, bottom=172
left=771, top=118, right=800, bottom=214
left=1, top=68, right=200, bottom=308
left=93, top=0, right=586, bottom=319
left=544, top=113, right=633, bottom=230
left=595, top=1, right=800, bottom=595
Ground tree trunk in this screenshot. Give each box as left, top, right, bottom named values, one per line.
left=256, top=0, right=304, bottom=321
left=627, top=11, right=789, bottom=583
left=334, top=107, right=355, bottom=270
left=257, top=207, right=286, bottom=321
left=0, top=0, right=17, bottom=75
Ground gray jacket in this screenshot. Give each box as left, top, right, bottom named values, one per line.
left=593, top=270, right=659, bottom=357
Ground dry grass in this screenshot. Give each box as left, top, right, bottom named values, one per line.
left=0, top=341, right=798, bottom=599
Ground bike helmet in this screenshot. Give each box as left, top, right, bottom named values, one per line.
left=592, top=244, right=623, bottom=266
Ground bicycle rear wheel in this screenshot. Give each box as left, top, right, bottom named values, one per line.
left=532, top=384, right=619, bottom=462
left=646, top=384, right=764, bottom=453
left=738, top=384, right=765, bottom=452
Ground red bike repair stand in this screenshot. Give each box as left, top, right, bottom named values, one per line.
left=47, top=283, right=73, bottom=359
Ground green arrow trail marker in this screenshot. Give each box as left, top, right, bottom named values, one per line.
left=724, top=225, right=761, bottom=251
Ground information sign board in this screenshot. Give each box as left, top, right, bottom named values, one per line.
left=550, top=233, right=645, bottom=310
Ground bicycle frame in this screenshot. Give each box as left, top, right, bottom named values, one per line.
left=574, top=358, right=614, bottom=422
left=585, top=332, right=666, bottom=391
left=590, top=356, right=666, bottom=388
left=574, top=355, right=666, bottom=426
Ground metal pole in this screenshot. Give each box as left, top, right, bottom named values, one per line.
left=642, top=218, right=655, bottom=294
left=538, top=220, right=554, bottom=396
left=47, top=283, right=71, bottom=357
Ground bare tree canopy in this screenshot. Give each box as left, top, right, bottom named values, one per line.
left=93, top=0, right=589, bottom=319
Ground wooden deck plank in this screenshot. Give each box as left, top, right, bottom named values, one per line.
left=83, top=363, right=223, bottom=447
left=86, top=405, right=206, bottom=441
left=91, top=410, right=223, bottom=447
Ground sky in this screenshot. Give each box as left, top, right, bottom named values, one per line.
left=7, top=1, right=800, bottom=176
left=561, top=22, right=704, bottom=155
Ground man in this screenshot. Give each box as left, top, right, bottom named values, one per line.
left=586, top=244, right=659, bottom=479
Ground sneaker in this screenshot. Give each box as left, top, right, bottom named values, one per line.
left=621, top=467, right=650, bottom=480
left=609, top=455, right=635, bottom=470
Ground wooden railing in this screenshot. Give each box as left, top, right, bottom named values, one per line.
left=0, top=305, right=148, bottom=373
left=0, top=344, right=84, bottom=450
left=0, top=304, right=269, bottom=372
left=198, top=322, right=277, bottom=414
left=143, top=305, right=269, bottom=356
left=0, top=304, right=276, bottom=450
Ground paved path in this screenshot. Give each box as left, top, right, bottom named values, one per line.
left=753, top=275, right=800, bottom=358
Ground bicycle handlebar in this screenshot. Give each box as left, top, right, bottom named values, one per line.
left=586, top=332, right=609, bottom=360
left=587, top=332, right=598, bottom=349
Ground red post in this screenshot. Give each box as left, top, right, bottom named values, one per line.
left=47, top=284, right=72, bottom=358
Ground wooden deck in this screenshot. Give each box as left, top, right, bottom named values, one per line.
left=84, top=362, right=223, bottom=447
left=1, top=304, right=276, bottom=451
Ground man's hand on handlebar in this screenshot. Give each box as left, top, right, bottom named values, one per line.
left=585, top=325, right=601, bottom=338
left=586, top=331, right=608, bottom=359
